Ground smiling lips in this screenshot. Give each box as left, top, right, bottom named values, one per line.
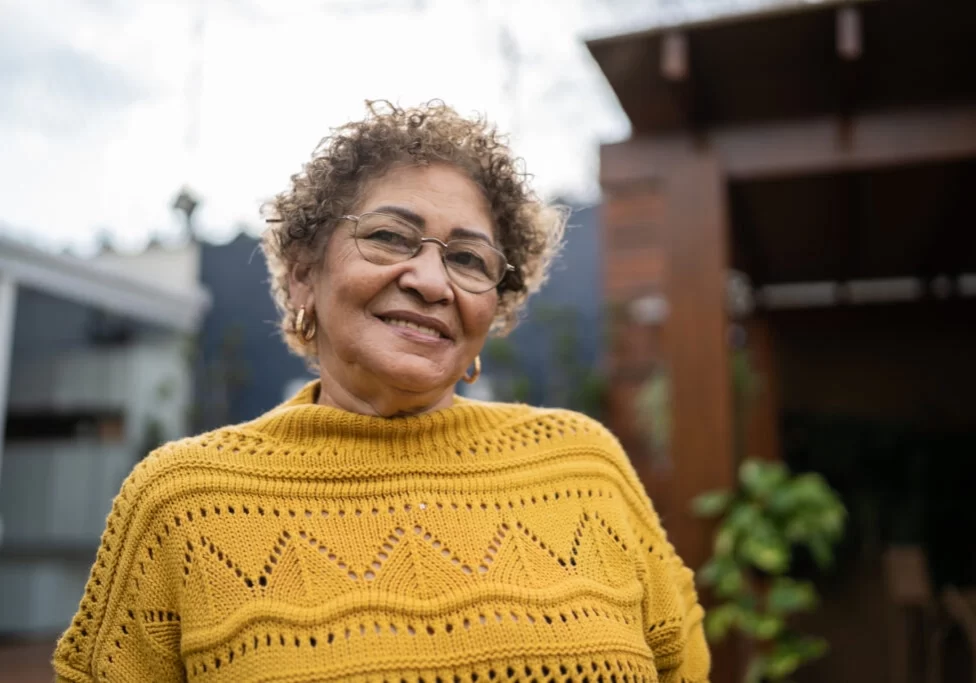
left=376, top=313, right=453, bottom=341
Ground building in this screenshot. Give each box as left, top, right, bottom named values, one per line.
left=194, top=233, right=309, bottom=430
left=468, top=203, right=605, bottom=414
left=587, top=0, right=976, bottom=680
left=0, top=236, right=210, bottom=636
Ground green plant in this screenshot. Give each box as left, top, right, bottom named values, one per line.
left=190, top=325, right=252, bottom=431
left=634, top=368, right=670, bottom=466
left=693, top=459, right=847, bottom=683
left=481, top=305, right=606, bottom=418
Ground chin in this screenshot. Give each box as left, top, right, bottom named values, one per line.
left=374, top=358, right=454, bottom=396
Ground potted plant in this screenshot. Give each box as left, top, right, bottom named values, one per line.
left=693, top=458, right=846, bottom=682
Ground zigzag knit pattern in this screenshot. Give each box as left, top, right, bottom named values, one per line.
left=53, top=381, right=710, bottom=683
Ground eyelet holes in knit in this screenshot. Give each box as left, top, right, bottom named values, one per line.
left=185, top=615, right=653, bottom=681
left=450, top=414, right=590, bottom=458
left=413, top=525, right=471, bottom=571
left=371, top=659, right=652, bottom=683
left=298, top=526, right=406, bottom=582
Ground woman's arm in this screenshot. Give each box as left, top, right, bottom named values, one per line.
left=641, top=527, right=711, bottom=683
left=52, top=454, right=185, bottom=682
left=578, top=413, right=711, bottom=682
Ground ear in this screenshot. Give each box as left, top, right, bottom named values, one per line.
left=288, top=261, right=316, bottom=313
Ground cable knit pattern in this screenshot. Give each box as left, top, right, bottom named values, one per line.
left=53, top=381, right=709, bottom=683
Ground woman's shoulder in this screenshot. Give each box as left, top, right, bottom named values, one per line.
left=465, top=398, right=626, bottom=455
left=123, top=423, right=270, bottom=497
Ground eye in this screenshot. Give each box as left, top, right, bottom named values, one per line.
left=361, top=226, right=418, bottom=254
left=367, top=228, right=406, bottom=244
left=446, top=247, right=489, bottom=274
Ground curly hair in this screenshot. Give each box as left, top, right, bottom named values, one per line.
left=261, top=100, right=566, bottom=359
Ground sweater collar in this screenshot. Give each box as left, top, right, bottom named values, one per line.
left=245, top=380, right=518, bottom=448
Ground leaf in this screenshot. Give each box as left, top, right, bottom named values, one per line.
left=714, top=526, right=737, bottom=556
left=784, top=517, right=812, bottom=543
left=725, top=502, right=761, bottom=532
left=768, top=486, right=801, bottom=516
left=740, top=459, right=788, bottom=498
left=767, top=578, right=818, bottom=615
left=704, top=603, right=740, bottom=642
left=769, top=635, right=829, bottom=676
left=807, top=536, right=834, bottom=571
left=744, top=655, right=768, bottom=683
left=754, top=614, right=785, bottom=640
left=741, top=536, right=790, bottom=574
left=715, top=564, right=745, bottom=598
left=766, top=650, right=803, bottom=680
left=787, top=473, right=836, bottom=508
left=739, top=611, right=784, bottom=640
left=818, top=506, right=847, bottom=538
left=699, top=556, right=745, bottom=598
left=692, top=490, right=734, bottom=518
left=697, top=558, right=722, bottom=586
left=793, top=635, right=829, bottom=660
left=698, top=556, right=732, bottom=585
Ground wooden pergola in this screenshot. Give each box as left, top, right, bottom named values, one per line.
left=587, top=1, right=976, bottom=678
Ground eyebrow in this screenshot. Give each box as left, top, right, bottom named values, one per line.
left=372, top=205, right=425, bottom=227
left=370, top=204, right=495, bottom=246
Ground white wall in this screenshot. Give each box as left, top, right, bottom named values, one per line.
left=0, top=561, right=91, bottom=634
left=1, top=340, right=193, bottom=635
left=92, top=242, right=201, bottom=297
left=9, top=340, right=192, bottom=445
left=0, top=441, right=133, bottom=545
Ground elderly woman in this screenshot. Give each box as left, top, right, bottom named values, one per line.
left=54, top=102, right=709, bottom=682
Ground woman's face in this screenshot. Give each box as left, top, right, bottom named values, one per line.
left=291, top=163, right=500, bottom=415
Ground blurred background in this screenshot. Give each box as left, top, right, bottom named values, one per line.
left=0, top=0, right=974, bottom=681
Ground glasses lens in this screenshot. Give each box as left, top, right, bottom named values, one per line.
left=353, top=214, right=508, bottom=293
left=354, top=215, right=421, bottom=264
left=444, top=241, right=505, bottom=292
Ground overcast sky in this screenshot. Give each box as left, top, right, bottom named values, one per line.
left=0, top=0, right=812, bottom=254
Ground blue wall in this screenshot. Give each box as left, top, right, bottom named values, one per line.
left=196, top=235, right=310, bottom=428
left=476, top=203, right=605, bottom=408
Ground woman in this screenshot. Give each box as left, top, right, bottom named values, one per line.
left=54, top=101, right=709, bottom=682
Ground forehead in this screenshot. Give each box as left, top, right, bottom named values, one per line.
left=357, top=164, right=494, bottom=238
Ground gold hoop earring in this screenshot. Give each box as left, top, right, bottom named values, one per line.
left=462, top=355, right=482, bottom=384
left=294, top=306, right=316, bottom=342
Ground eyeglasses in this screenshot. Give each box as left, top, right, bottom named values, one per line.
left=344, top=212, right=514, bottom=294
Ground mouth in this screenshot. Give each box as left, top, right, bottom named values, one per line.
left=375, top=311, right=454, bottom=341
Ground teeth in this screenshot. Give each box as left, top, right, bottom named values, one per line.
left=382, top=317, right=442, bottom=338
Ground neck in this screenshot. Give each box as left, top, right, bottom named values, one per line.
left=315, top=363, right=455, bottom=418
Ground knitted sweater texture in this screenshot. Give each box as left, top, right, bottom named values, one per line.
left=53, top=382, right=710, bottom=682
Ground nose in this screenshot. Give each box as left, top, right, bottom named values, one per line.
left=396, top=243, right=455, bottom=304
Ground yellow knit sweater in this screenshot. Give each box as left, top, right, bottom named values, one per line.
left=54, top=382, right=709, bottom=683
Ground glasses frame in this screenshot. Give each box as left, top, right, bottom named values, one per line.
left=344, top=212, right=515, bottom=294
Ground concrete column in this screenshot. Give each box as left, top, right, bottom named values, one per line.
left=0, top=274, right=17, bottom=543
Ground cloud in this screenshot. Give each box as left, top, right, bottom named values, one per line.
left=0, top=0, right=630, bottom=251
left=0, top=29, right=148, bottom=136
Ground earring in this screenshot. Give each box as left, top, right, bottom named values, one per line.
left=294, top=306, right=316, bottom=342
left=462, top=355, right=482, bottom=384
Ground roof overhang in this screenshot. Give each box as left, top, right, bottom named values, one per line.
left=0, top=236, right=211, bottom=334
left=586, top=0, right=976, bottom=135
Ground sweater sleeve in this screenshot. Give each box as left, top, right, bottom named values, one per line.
left=583, top=416, right=711, bottom=683
left=52, top=452, right=185, bottom=682
left=640, top=516, right=711, bottom=683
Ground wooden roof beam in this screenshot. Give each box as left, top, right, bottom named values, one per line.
left=837, top=5, right=863, bottom=61
left=661, top=31, right=709, bottom=138
left=601, top=105, right=976, bottom=185
left=835, top=5, right=864, bottom=147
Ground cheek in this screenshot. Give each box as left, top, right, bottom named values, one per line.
left=318, top=242, right=378, bottom=309
left=459, top=292, right=499, bottom=338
